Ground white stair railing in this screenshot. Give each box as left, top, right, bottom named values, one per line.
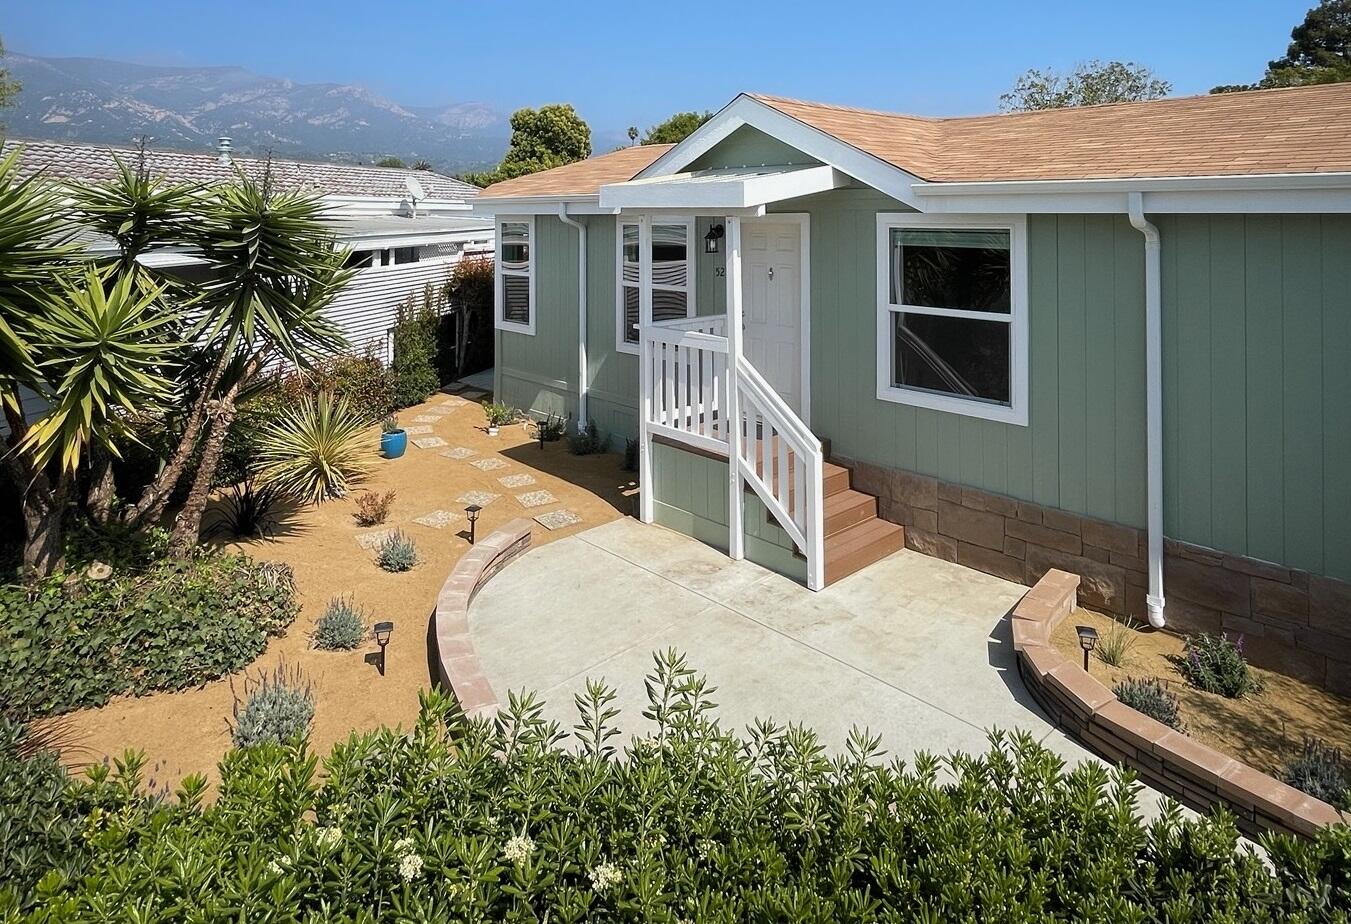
left=642, top=323, right=730, bottom=455
left=735, top=360, right=825, bottom=590
left=651, top=313, right=728, bottom=337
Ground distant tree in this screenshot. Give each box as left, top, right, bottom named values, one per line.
left=1213, top=0, right=1351, bottom=92
left=0, top=37, right=21, bottom=113
left=411, top=158, right=433, bottom=170
left=627, top=126, right=639, bottom=144
left=376, top=156, right=407, bottom=169
left=641, top=111, right=713, bottom=145
left=462, top=104, right=591, bottom=187
left=1000, top=60, right=1171, bottom=111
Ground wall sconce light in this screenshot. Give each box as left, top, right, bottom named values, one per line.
left=704, top=223, right=725, bottom=254
left=373, top=621, right=394, bottom=676
left=465, top=504, right=482, bottom=545
left=1076, top=625, right=1099, bottom=671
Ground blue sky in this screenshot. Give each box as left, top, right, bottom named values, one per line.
left=5, top=1, right=1312, bottom=131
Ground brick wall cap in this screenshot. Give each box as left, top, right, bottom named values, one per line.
left=1151, top=730, right=1237, bottom=786
left=1045, top=662, right=1115, bottom=713
left=1096, top=700, right=1173, bottom=750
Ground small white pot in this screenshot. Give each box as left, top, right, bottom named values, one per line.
left=488, top=425, right=499, bottom=437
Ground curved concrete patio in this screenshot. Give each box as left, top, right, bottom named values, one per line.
left=469, top=517, right=1099, bottom=765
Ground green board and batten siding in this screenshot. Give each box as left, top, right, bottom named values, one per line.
left=495, top=135, right=1351, bottom=582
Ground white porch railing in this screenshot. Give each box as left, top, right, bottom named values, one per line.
left=642, top=319, right=729, bottom=455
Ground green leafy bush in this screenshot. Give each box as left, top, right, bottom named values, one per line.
left=0, top=553, right=297, bottom=722
left=229, top=664, right=314, bottom=749
left=567, top=420, right=608, bottom=455
left=1114, top=677, right=1183, bottom=730
left=1284, top=738, right=1351, bottom=809
left=312, top=596, right=368, bottom=651
left=10, top=651, right=1351, bottom=920
left=483, top=401, right=517, bottom=428
left=1181, top=632, right=1262, bottom=698
left=391, top=291, right=440, bottom=408
left=375, top=529, right=417, bottom=572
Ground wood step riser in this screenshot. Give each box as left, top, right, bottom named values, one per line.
left=824, top=523, right=906, bottom=585
left=824, top=493, right=877, bottom=537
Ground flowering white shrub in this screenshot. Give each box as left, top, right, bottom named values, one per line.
left=8, top=650, right=1349, bottom=919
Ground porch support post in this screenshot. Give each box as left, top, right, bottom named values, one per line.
left=724, top=215, right=745, bottom=560
left=637, top=216, right=655, bottom=523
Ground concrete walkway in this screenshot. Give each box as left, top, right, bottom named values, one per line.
left=470, top=517, right=1100, bottom=766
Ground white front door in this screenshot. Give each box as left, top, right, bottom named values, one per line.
left=742, top=221, right=803, bottom=415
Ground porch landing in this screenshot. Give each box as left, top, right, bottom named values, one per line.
left=468, top=517, right=1098, bottom=763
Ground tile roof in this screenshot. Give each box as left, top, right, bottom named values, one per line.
left=1, top=137, right=481, bottom=200
left=750, top=84, right=1351, bottom=182
left=478, top=144, right=673, bottom=198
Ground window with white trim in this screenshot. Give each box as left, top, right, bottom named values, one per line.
left=876, top=215, right=1027, bottom=425
left=616, top=217, right=695, bottom=352
left=496, top=218, right=534, bottom=334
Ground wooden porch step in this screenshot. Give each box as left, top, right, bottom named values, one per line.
left=823, top=461, right=851, bottom=497
left=824, top=518, right=906, bottom=585
left=824, top=489, right=877, bottom=537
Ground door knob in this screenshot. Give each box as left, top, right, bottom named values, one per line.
left=768, top=267, right=774, bottom=280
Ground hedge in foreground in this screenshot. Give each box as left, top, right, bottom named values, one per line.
left=9, top=651, right=1351, bottom=921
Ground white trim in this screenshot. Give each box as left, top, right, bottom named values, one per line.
left=600, top=165, right=849, bottom=210
left=635, top=95, right=927, bottom=209
left=473, top=195, right=616, bottom=217
left=616, top=214, right=695, bottom=356
left=741, top=212, right=811, bottom=428
left=495, top=215, right=536, bottom=336
left=874, top=213, right=1028, bottom=427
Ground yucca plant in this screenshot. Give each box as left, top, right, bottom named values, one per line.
left=256, top=392, right=372, bottom=503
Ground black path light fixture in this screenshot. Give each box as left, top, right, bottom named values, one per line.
left=373, top=621, right=394, bottom=676
left=704, top=223, right=725, bottom=254
left=465, top=504, right=482, bottom=545
left=1075, top=625, right=1099, bottom=672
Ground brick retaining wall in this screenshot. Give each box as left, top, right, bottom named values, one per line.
left=430, top=520, right=533, bottom=718
left=1012, top=568, right=1350, bottom=839
left=835, top=455, right=1351, bottom=694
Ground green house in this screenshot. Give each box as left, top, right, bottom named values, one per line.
left=473, top=85, right=1351, bottom=690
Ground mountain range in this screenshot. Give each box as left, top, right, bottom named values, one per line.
left=2, top=53, right=514, bottom=173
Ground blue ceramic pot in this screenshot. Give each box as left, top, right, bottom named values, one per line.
left=380, top=429, right=407, bottom=459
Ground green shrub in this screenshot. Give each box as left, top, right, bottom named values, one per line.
left=1283, top=738, right=1350, bottom=809
left=0, top=720, right=92, bottom=912
left=391, top=291, right=440, bottom=408
left=312, top=596, right=368, bottom=651
left=1096, top=618, right=1139, bottom=668
left=567, top=420, right=608, bottom=455
left=13, top=651, right=1351, bottom=920
left=445, top=255, right=494, bottom=377
left=1180, top=632, right=1262, bottom=698
left=229, top=664, right=314, bottom=748
left=375, top=529, right=417, bottom=572
left=533, top=412, right=566, bottom=443
left=483, top=401, right=517, bottom=428
left=1114, top=677, right=1183, bottom=730
left=256, top=392, right=372, bottom=504
left=0, top=552, right=297, bottom=722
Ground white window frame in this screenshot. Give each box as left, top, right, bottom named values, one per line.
left=495, top=215, right=536, bottom=335
left=615, top=214, right=696, bottom=355
left=875, top=212, right=1028, bottom=426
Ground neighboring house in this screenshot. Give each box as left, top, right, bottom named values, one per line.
left=4, top=137, right=495, bottom=366
left=473, top=85, right=1351, bottom=690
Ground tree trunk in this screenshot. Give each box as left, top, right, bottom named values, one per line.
left=168, top=366, right=251, bottom=554
left=86, top=451, right=116, bottom=524
left=124, top=347, right=233, bottom=528
left=3, top=403, right=67, bottom=582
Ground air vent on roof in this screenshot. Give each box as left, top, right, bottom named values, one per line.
left=217, top=137, right=233, bottom=167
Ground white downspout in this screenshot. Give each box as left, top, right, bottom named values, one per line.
left=1128, top=192, right=1166, bottom=629
left=557, top=204, right=588, bottom=431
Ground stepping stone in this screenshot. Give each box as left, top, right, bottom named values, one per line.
left=469, top=458, right=507, bottom=471
left=354, top=528, right=397, bottom=550
left=514, top=490, right=557, bottom=509
left=438, top=397, right=469, bottom=408
left=412, top=436, right=448, bottom=449
left=457, top=490, right=500, bottom=507
left=405, top=425, right=433, bottom=435
left=440, top=446, right=477, bottom=460
left=419, top=406, right=451, bottom=417
left=411, top=415, right=441, bottom=423
left=497, top=473, right=536, bottom=488
left=534, top=509, right=582, bottom=531
left=413, top=509, right=463, bottom=529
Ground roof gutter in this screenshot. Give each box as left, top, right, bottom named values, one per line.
left=1128, top=192, right=1166, bottom=629
left=557, top=203, right=589, bottom=432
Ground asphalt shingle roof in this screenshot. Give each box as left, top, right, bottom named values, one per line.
left=1, top=137, right=481, bottom=200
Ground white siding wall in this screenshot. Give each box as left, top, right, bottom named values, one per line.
left=327, top=257, right=460, bottom=361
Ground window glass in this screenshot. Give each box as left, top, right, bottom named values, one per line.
left=651, top=223, right=688, bottom=289
left=621, top=223, right=641, bottom=343
left=393, top=246, right=419, bottom=265
left=499, top=220, right=531, bottom=329
left=890, top=228, right=1010, bottom=312
left=893, top=313, right=1010, bottom=404
left=501, top=221, right=530, bottom=269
